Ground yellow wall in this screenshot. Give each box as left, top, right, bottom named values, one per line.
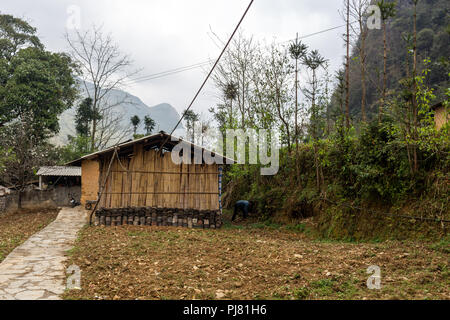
left=81, top=159, right=100, bottom=205
left=435, top=106, right=448, bottom=130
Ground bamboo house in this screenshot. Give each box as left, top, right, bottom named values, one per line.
left=68, top=132, right=233, bottom=228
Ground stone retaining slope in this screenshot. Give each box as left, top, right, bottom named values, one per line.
left=0, top=207, right=86, bottom=300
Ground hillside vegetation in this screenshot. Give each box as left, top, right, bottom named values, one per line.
left=215, top=0, right=449, bottom=241
left=346, top=0, right=449, bottom=120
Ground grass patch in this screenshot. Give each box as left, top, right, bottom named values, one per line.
left=0, top=208, right=58, bottom=263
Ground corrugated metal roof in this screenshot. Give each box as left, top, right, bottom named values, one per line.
left=37, top=166, right=81, bottom=177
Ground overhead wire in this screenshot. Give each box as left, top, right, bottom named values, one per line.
left=123, top=21, right=358, bottom=85
left=158, top=0, right=256, bottom=153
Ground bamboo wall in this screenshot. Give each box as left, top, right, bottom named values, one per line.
left=97, top=145, right=219, bottom=210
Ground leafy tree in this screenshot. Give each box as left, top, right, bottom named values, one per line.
left=183, top=109, right=200, bottom=143
left=130, top=115, right=141, bottom=136
left=0, top=14, right=43, bottom=60
left=60, top=135, right=91, bottom=163
left=75, top=97, right=101, bottom=136
left=144, top=115, right=156, bottom=135
left=223, top=82, right=238, bottom=128
left=0, top=14, right=77, bottom=207
left=0, top=16, right=77, bottom=137
left=417, top=28, right=434, bottom=51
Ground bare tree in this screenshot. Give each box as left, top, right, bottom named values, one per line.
left=350, top=0, right=370, bottom=122
left=213, top=32, right=256, bottom=129
left=65, top=25, right=140, bottom=151
left=377, top=0, right=396, bottom=121
left=341, top=0, right=351, bottom=128
left=264, top=44, right=294, bottom=151
left=95, top=103, right=133, bottom=151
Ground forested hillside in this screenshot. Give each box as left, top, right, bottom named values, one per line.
left=213, top=0, right=449, bottom=241
left=345, top=0, right=449, bottom=121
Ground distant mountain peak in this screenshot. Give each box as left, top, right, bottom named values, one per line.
left=54, top=84, right=183, bottom=146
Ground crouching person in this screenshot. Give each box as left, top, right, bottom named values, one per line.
left=232, top=200, right=253, bottom=222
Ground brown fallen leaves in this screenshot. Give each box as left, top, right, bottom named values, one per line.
left=63, top=225, right=449, bottom=300
left=0, top=208, right=59, bottom=262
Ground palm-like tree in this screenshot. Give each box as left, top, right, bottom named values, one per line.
left=144, top=115, right=156, bottom=135
left=183, top=109, right=200, bottom=143
left=303, top=50, right=327, bottom=190
left=289, top=35, right=308, bottom=151
left=223, top=81, right=238, bottom=128
left=130, top=115, right=141, bottom=136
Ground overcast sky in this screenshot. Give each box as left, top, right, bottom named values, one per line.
left=1, top=0, right=347, bottom=118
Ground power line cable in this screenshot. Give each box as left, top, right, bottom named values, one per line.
left=124, top=20, right=358, bottom=85
left=124, top=60, right=213, bottom=85
left=159, top=0, right=255, bottom=152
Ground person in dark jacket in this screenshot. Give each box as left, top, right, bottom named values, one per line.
left=232, top=200, right=252, bottom=221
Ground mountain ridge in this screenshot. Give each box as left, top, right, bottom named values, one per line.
left=54, top=83, right=184, bottom=146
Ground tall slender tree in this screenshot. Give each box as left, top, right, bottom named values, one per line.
left=377, top=0, right=397, bottom=121
left=411, top=0, right=419, bottom=172
left=345, top=0, right=351, bottom=128
left=303, top=50, right=327, bottom=190
left=350, top=0, right=370, bottom=122
left=289, top=35, right=308, bottom=150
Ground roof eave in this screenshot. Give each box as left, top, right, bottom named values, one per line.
left=66, top=132, right=236, bottom=165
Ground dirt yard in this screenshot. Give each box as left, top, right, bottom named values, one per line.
left=62, top=216, right=449, bottom=300
left=0, top=208, right=59, bottom=262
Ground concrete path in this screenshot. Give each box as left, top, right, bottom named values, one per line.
left=0, top=207, right=87, bottom=300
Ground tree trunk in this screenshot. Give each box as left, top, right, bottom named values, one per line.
left=295, top=59, right=299, bottom=148
left=294, top=59, right=300, bottom=179
left=360, top=19, right=367, bottom=122
left=229, top=99, right=233, bottom=128
left=412, top=3, right=418, bottom=173
left=276, top=93, right=291, bottom=152
left=380, top=21, right=387, bottom=122
left=345, top=0, right=350, bottom=128
left=312, top=70, right=320, bottom=190
left=90, top=90, right=98, bottom=152
left=17, top=190, right=22, bottom=209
